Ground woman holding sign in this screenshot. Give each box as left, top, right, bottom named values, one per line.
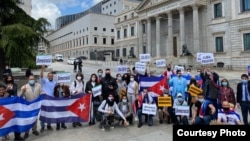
left=85, top=73, right=101, bottom=125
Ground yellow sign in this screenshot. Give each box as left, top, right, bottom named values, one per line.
left=188, top=85, right=203, bottom=97
left=158, top=96, right=172, bottom=107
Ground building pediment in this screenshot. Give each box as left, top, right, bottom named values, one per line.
left=136, top=0, right=171, bottom=12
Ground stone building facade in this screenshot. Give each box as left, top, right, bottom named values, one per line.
left=115, top=0, right=250, bottom=70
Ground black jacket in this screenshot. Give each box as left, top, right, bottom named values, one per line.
left=236, top=81, right=250, bottom=103
left=85, top=81, right=101, bottom=102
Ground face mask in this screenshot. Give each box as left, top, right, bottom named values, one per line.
left=242, top=80, right=248, bottom=84
left=178, top=75, right=182, bottom=77
left=5, top=66, right=9, bottom=69
left=122, top=99, right=127, bottom=103
left=167, top=68, right=171, bottom=71
left=108, top=97, right=113, bottom=101
left=6, top=80, right=12, bottom=83
left=117, top=77, right=122, bottom=81
left=130, top=78, right=134, bottom=81
left=91, top=78, right=96, bottom=81
left=187, top=72, right=190, bottom=74
left=105, top=73, right=111, bottom=77
left=198, top=98, right=204, bottom=103
left=177, top=97, right=184, bottom=103
left=77, top=76, right=82, bottom=80
left=223, top=107, right=230, bottom=113
left=222, top=82, right=227, bottom=87
left=29, top=80, right=35, bottom=85
left=98, top=73, right=102, bottom=77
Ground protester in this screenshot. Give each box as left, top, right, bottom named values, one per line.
left=70, top=72, right=85, bottom=127
left=19, top=74, right=42, bottom=139
left=40, top=65, right=57, bottom=132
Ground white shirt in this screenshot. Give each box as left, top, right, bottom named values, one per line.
left=70, top=80, right=84, bottom=95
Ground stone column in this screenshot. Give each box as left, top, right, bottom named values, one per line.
left=138, top=20, right=143, bottom=55
left=179, top=7, right=185, bottom=56
left=120, top=26, right=124, bottom=39
left=127, top=24, right=130, bottom=38
left=147, top=18, right=151, bottom=54
left=167, top=12, right=173, bottom=57
left=156, top=16, right=161, bottom=57
left=193, top=5, right=200, bottom=53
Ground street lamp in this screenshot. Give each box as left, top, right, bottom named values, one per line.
left=94, top=50, right=97, bottom=65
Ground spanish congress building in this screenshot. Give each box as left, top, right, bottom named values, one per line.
left=115, top=0, right=250, bottom=70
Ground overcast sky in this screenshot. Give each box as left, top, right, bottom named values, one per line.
left=31, top=0, right=102, bottom=29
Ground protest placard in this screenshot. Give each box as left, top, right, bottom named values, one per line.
left=188, top=85, right=203, bottom=97
left=196, top=52, right=206, bottom=63
left=142, top=103, right=157, bottom=115
left=139, top=54, right=151, bottom=62
left=174, top=65, right=185, bottom=73
left=92, top=85, right=102, bottom=97
left=158, top=96, right=172, bottom=107
left=200, top=53, right=214, bottom=65
left=36, top=55, right=52, bottom=66
left=57, top=72, right=71, bottom=83
left=175, top=106, right=189, bottom=116
left=116, top=65, right=128, bottom=74
left=135, top=62, right=146, bottom=72
left=156, top=59, right=166, bottom=67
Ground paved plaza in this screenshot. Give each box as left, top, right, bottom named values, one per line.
left=7, top=61, right=249, bottom=141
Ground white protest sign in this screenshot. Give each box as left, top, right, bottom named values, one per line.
left=175, top=106, right=189, bottom=116
left=135, top=62, right=146, bottom=73
left=57, top=72, right=71, bottom=83
left=92, top=85, right=102, bottom=97
left=174, top=65, right=185, bottom=73
left=139, top=54, right=151, bottom=62
left=155, top=59, right=166, bottom=67
left=196, top=52, right=206, bottom=63
left=36, top=55, right=52, bottom=66
left=142, top=103, right=157, bottom=115
left=200, top=53, right=214, bottom=64
left=116, top=65, right=128, bottom=74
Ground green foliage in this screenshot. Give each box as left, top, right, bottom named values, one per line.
left=0, top=0, right=51, bottom=68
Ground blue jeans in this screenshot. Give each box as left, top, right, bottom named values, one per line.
left=240, top=102, right=250, bottom=125
left=193, top=115, right=212, bottom=125
left=137, top=109, right=153, bottom=126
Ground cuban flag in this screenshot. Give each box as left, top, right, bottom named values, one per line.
left=40, top=93, right=91, bottom=123
left=139, top=76, right=169, bottom=97
left=0, top=95, right=43, bottom=137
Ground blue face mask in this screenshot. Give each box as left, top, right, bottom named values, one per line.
left=29, top=80, right=35, bottom=85
left=242, top=80, right=248, bottom=84
left=222, top=82, right=227, bottom=86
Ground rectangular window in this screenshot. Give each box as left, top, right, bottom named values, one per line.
left=94, top=37, right=97, bottom=44
left=215, top=37, right=224, bottom=52
left=86, top=37, right=88, bottom=44
left=214, top=3, right=222, bottom=18
left=111, top=29, right=114, bottom=32
left=241, top=0, right=250, bottom=12
left=117, top=30, right=120, bottom=39
left=94, top=27, right=97, bottom=31
left=118, top=18, right=120, bottom=22
left=124, top=28, right=127, bottom=38
left=123, top=48, right=127, bottom=57
left=111, top=38, right=114, bottom=45
left=142, top=24, right=146, bottom=33
left=116, top=49, right=120, bottom=57
left=124, top=15, right=127, bottom=20
left=143, top=46, right=146, bottom=54
left=103, top=38, right=106, bottom=44
left=243, top=33, right=250, bottom=51
left=131, top=26, right=134, bottom=36
left=131, top=12, right=134, bottom=18
left=103, top=28, right=106, bottom=31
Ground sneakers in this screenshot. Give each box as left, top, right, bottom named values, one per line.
left=72, top=123, right=77, bottom=127
left=101, top=126, right=105, bottom=131
left=134, top=117, right=138, bottom=121
left=76, top=122, right=82, bottom=127
left=137, top=123, right=143, bottom=128
left=32, top=131, right=39, bottom=136
left=61, top=124, right=67, bottom=129
left=47, top=125, right=53, bottom=130
left=23, top=133, right=29, bottom=139
left=159, top=120, right=163, bottom=124
left=14, top=136, right=25, bottom=141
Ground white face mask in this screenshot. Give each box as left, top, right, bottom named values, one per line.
left=122, top=99, right=127, bottom=103
left=130, top=78, right=134, bottom=81
left=77, top=76, right=82, bottom=80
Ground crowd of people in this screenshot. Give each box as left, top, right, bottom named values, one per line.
left=1, top=64, right=250, bottom=141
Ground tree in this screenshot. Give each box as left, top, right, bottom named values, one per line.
left=0, top=0, right=50, bottom=79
